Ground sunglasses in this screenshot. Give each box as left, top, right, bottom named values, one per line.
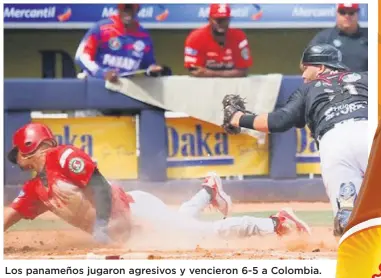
left=338, top=9, right=358, bottom=16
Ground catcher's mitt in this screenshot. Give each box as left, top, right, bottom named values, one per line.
left=221, top=94, right=248, bottom=134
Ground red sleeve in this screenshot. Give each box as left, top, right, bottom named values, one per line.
left=75, top=23, right=103, bottom=76
left=232, top=30, right=253, bottom=69
left=58, top=147, right=96, bottom=187
left=184, top=31, right=205, bottom=68
left=10, top=181, right=47, bottom=220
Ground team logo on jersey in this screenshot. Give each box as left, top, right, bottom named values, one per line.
left=13, top=189, right=25, bottom=203
left=17, top=190, right=25, bottom=198
left=109, top=37, right=122, bottom=51
left=241, top=48, right=249, bottom=60
left=133, top=40, right=146, bottom=52
left=333, top=39, right=342, bottom=48
left=342, top=73, right=361, bottom=83
left=185, top=47, right=198, bottom=56
left=68, top=157, right=85, bottom=174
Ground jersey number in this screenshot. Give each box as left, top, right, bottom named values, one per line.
left=344, top=84, right=359, bottom=95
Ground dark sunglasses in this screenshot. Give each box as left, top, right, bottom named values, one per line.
left=338, top=9, right=358, bottom=16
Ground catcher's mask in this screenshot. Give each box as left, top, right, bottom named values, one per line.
left=301, top=43, right=349, bottom=71
left=8, top=123, right=57, bottom=165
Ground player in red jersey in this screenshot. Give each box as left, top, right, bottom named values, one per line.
left=184, top=4, right=253, bottom=77
left=4, top=123, right=310, bottom=246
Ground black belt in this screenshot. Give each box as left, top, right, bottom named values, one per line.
left=317, top=117, right=368, bottom=142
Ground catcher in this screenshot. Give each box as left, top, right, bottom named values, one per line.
left=221, top=43, right=368, bottom=237
left=4, top=123, right=310, bottom=245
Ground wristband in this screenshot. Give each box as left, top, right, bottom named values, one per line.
left=239, top=114, right=257, bottom=130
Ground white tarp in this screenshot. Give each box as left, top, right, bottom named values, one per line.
left=105, top=74, right=283, bottom=142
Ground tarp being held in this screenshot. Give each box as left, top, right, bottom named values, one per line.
left=105, top=74, right=283, bottom=143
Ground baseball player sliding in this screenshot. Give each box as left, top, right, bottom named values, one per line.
left=4, top=123, right=310, bottom=245
left=222, top=43, right=368, bottom=237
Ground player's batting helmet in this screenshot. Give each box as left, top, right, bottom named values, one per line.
left=301, top=44, right=349, bottom=71
left=7, top=123, right=57, bottom=164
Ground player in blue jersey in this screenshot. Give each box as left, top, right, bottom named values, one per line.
left=75, top=4, right=171, bottom=82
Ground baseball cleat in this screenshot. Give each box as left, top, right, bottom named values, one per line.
left=272, top=208, right=311, bottom=236
left=202, top=172, right=232, bottom=217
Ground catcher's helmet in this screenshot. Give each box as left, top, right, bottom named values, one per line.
left=8, top=123, right=57, bottom=164
left=301, top=44, right=349, bottom=71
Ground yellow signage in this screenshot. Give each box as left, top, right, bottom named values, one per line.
left=296, top=127, right=321, bottom=174
left=33, top=117, right=138, bottom=179
left=166, top=117, right=269, bottom=179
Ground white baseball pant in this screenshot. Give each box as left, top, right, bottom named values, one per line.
left=128, top=189, right=275, bottom=239
left=319, top=119, right=369, bottom=216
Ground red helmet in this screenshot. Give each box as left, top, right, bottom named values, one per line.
left=7, top=123, right=57, bottom=164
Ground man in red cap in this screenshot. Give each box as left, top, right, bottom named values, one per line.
left=184, top=4, right=253, bottom=77
left=307, top=3, right=367, bottom=72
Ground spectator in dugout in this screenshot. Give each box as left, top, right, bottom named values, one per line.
left=184, top=4, right=253, bottom=77
left=75, top=4, right=171, bottom=83
left=307, top=3, right=367, bottom=72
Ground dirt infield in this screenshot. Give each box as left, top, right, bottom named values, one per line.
left=4, top=202, right=338, bottom=260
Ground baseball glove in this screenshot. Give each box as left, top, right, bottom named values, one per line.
left=221, top=94, right=248, bottom=134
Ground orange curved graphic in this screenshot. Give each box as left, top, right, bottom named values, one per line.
left=156, top=9, right=169, bottom=21
left=57, top=8, right=72, bottom=22
left=251, top=10, right=263, bottom=21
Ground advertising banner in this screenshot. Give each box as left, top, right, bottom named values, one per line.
left=4, top=4, right=368, bottom=29
left=33, top=117, right=138, bottom=179
left=296, top=127, right=321, bottom=175
left=166, top=117, right=269, bottom=179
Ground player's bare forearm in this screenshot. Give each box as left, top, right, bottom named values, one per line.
left=215, top=69, right=248, bottom=78
left=230, top=112, right=270, bottom=132
left=4, top=207, right=22, bottom=232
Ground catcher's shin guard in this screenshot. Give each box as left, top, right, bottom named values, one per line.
left=333, top=182, right=357, bottom=237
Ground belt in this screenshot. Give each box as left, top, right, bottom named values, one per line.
left=317, top=117, right=368, bottom=142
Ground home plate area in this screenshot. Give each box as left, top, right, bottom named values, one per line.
left=4, top=203, right=337, bottom=260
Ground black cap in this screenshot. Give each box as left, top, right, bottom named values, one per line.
left=301, top=44, right=349, bottom=71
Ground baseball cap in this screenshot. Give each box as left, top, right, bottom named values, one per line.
left=337, top=4, right=360, bottom=11
left=209, top=4, right=231, bottom=18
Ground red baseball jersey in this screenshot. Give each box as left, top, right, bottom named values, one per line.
left=11, top=145, right=133, bottom=242
left=184, top=24, right=253, bottom=70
